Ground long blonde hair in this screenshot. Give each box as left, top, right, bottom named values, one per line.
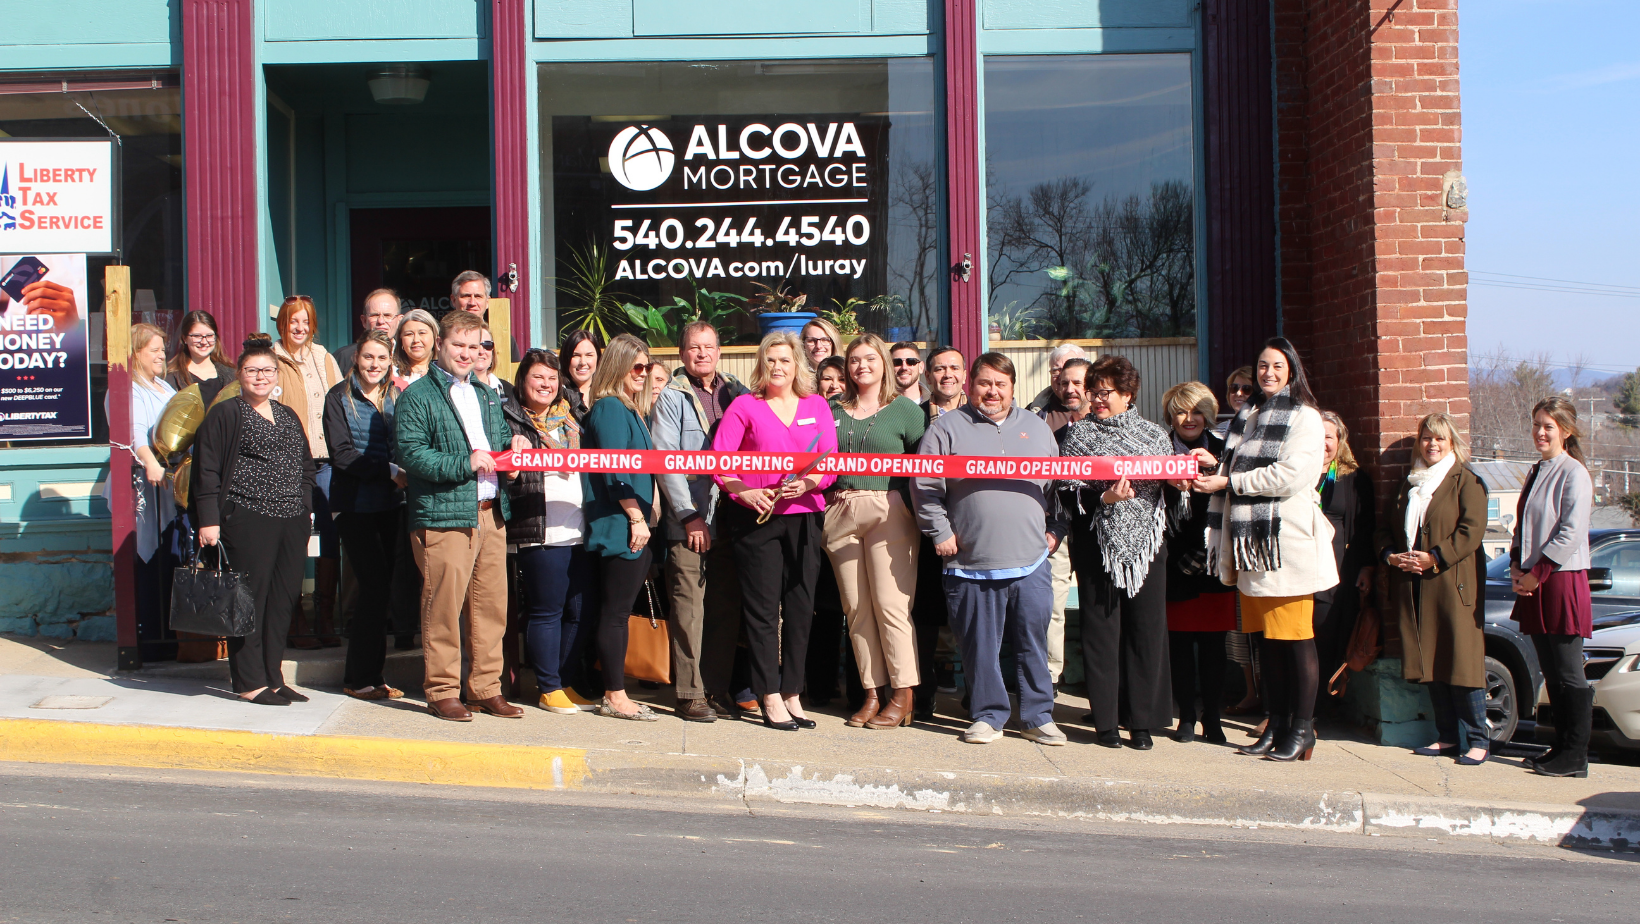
left=839, top=333, right=897, bottom=409
left=1417, top=412, right=1470, bottom=465
left=748, top=331, right=813, bottom=398
left=589, top=332, right=653, bottom=417
left=130, top=322, right=165, bottom=389
left=800, top=318, right=841, bottom=366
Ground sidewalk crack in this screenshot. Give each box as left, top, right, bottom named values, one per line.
left=1332, top=741, right=1441, bottom=795
left=1035, top=742, right=1068, bottom=776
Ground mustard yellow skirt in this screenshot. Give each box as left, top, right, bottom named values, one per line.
left=1238, top=593, right=1315, bottom=641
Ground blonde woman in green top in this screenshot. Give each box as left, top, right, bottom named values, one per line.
left=825, top=333, right=929, bottom=730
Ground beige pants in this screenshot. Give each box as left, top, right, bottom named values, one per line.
left=412, top=506, right=509, bottom=703
left=823, top=490, right=920, bottom=689
left=1048, top=540, right=1073, bottom=682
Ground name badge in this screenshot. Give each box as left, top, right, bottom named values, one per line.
left=797, top=417, right=815, bottom=426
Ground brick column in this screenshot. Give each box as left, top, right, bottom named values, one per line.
left=1275, top=0, right=1467, bottom=498
left=943, top=0, right=983, bottom=360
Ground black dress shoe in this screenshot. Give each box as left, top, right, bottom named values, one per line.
left=790, top=715, right=817, bottom=729
left=1095, top=728, right=1123, bottom=748
left=247, top=689, right=289, bottom=706
left=1173, top=723, right=1196, bottom=744
left=275, top=686, right=309, bottom=703
left=762, top=713, right=800, bottom=731
left=1128, top=729, right=1154, bottom=750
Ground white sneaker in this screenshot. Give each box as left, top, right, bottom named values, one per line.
left=962, top=720, right=1003, bottom=744
left=1022, top=721, right=1067, bottom=746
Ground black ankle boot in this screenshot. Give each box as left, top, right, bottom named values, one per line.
left=1173, top=714, right=1196, bottom=743
left=1267, top=717, right=1316, bottom=762
left=1202, top=717, right=1227, bottom=744
left=1239, top=714, right=1286, bottom=756
left=1525, top=682, right=1567, bottom=771
left=1534, top=686, right=1592, bottom=778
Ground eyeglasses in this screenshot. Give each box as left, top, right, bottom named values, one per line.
left=1228, top=384, right=1255, bottom=396
left=631, top=363, right=648, bottom=374
left=802, top=337, right=832, bottom=346
left=479, top=340, right=495, bottom=351
left=186, top=333, right=216, bottom=342
left=1091, top=388, right=1117, bottom=401
left=892, top=358, right=921, bottom=367
left=242, top=368, right=278, bottom=380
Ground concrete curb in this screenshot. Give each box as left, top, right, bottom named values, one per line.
left=2, top=718, right=1634, bottom=850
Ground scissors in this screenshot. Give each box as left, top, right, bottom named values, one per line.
left=757, top=434, right=832, bottom=524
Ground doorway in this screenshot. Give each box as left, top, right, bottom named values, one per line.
left=349, top=206, right=491, bottom=341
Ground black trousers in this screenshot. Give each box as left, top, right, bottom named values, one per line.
left=805, top=558, right=846, bottom=703
left=1074, top=545, right=1173, bottom=731
left=219, top=503, right=308, bottom=694
left=336, top=510, right=402, bottom=688
left=1533, top=634, right=1589, bottom=691
left=725, top=503, right=823, bottom=698
left=389, top=507, right=421, bottom=639
left=697, top=523, right=749, bottom=700
left=1169, top=630, right=1227, bottom=726
left=596, top=544, right=653, bottom=693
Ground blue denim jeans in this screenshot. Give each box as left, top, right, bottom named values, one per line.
left=1428, top=681, right=1488, bottom=751
left=518, top=544, right=598, bottom=693
left=942, top=557, right=1055, bottom=731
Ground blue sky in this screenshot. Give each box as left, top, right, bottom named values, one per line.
left=1463, top=0, right=1640, bottom=379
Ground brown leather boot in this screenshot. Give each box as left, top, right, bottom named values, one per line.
left=313, top=558, right=342, bottom=647
left=847, top=686, right=885, bottom=727
left=866, top=687, right=915, bottom=729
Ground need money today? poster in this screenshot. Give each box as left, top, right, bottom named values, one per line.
left=0, top=253, right=91, bottom=441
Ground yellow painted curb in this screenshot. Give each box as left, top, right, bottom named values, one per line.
left=0, top=719, right=591, bottom=790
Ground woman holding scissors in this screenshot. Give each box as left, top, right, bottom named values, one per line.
left=713, top=332, right=839, bottom=730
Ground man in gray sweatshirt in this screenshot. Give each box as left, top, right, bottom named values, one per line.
left=912, top=352, right=1068, bottom=745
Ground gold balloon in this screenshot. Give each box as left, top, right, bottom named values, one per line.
left=209, top=379, right=242, bottom=408
left=172, top=454, right=192, bottom=510
left=152, top=384, right=205, bottom=461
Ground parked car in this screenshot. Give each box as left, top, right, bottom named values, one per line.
left=1480, top=528, right=1640, bottom=745
left=1526, top=614, right=1640, bottom=756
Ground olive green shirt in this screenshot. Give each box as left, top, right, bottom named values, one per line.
left=829, top=395, right=928, bottom=495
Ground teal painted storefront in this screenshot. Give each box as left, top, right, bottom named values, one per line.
left=3, top=0, right=1207, bottom=649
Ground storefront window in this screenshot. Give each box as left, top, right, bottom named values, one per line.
left=538, top=59, right=942, bottom=347
left=0, top=81, right=184, bottom=445
left=983, top=55, right=1195, bottom=341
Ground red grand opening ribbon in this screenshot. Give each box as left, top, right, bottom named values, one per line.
left=491, top=449, right=1198, bottom=481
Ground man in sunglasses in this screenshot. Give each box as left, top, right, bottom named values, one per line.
left=890, top=342, right=926, bottom=403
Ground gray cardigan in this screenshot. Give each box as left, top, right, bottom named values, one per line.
left=912, top=404, right=1067, bottom=573
left=1511, top=451, right=1592, bottom=572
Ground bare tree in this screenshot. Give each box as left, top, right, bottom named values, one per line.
left=886, top=158, right=941, bottom=337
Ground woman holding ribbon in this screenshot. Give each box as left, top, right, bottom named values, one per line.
left=505, top=348, right=598, bottom=715
left=582, top=333, right=660, bottom=721
left=824, top=333, right=927, bottom=730
left=1058, top=354, right=1181, bottom=750
left=713, top=332, right=838, bottom=731
left=1198, top=337, right=1337, bottom=763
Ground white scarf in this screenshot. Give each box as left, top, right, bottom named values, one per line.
left=1403, top=451, right=1457, bottom=550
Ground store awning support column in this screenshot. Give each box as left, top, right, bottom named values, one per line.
left=943, top=0, right=983, bottom=360
left=491, top=0, right=531, bottom=347
left=181, top=0, right=259, bottom=347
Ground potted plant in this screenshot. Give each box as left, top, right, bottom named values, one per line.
left=745, top=281, right=816, bottom=338
left=823, top=297, right=867, bottom=338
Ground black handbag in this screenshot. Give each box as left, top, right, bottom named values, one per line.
left=169, top=533, right=257, bottom=638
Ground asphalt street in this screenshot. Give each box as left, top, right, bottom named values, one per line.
left=1, top=764, right=1635, bottom=924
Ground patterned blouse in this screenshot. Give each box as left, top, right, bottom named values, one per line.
left=226, top=399, right=308, bottom=519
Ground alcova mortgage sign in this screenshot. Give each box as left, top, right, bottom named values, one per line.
left=563, top=114, right=891, bottom=303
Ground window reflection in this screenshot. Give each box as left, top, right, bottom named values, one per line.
left=983, top=55, right=1194, bottom=341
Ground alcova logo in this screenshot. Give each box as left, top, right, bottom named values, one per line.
left=608, top=125, right=675, bottom=191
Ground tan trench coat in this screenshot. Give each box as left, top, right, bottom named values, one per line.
left=1377, top=461, right=1488, bottom=688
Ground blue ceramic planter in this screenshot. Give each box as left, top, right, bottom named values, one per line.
left=756, top=311, right=817, bottom=338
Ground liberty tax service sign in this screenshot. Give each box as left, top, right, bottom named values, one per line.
left=0, top=140, right=116, bottom=255
left=0, top=253, right=92, bottom=440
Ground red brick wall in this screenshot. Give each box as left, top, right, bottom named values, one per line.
left=1275, top=0, right=1468, bottom=495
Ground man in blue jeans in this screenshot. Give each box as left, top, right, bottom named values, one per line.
left=912, top=352, right=1068, bottom=745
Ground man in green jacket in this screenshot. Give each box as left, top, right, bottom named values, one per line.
left=396, top=310, right=523, bottom=721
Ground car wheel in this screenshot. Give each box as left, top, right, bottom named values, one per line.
left=1485, top=656, right=1519, bottom=743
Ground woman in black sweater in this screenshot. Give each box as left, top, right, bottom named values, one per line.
left=323, top=330, right=410, bottom=700
left=193, top=335, right=316, bottom=706
left=1314, top=410, right=1376, bottom=710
